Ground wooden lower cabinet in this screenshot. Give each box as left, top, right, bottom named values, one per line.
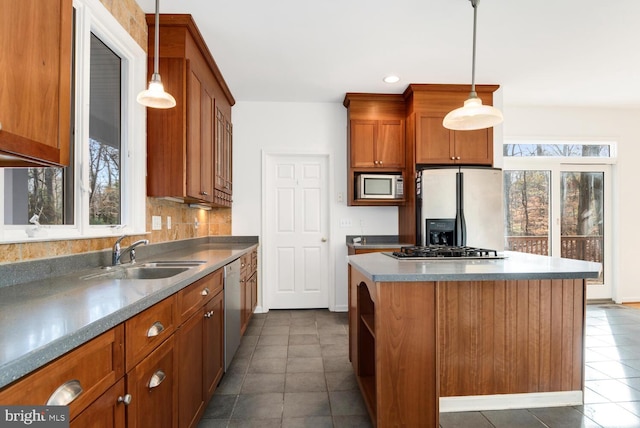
left=71, top=378, right=126, bottom=428
left=176, top=276, right=225, bottom=428
left=0, top=266, right=234, bottom=428
left=240, top=249, right=258, bottom=335
left=125, top=335, right=176, bottom=428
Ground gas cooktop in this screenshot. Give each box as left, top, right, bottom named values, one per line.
left=384, top=245, right=506, bottom=260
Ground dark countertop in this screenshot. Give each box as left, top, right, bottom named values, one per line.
left=0, top=237, right=258, bottom=389
left=348, top=251, right=602, bottom=282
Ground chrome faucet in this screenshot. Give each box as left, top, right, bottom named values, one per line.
left=112, top=237, right=149, bottom=265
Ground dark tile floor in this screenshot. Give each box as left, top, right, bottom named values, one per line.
left=198, top=304, right=640, bottom=428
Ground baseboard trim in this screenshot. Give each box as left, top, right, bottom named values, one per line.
left=440, top=391, right=583, bottom=412
left=332, top=304, right=348, bottom=312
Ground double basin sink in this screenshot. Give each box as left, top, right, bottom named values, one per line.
left=82, top=260, right=207, bottom=281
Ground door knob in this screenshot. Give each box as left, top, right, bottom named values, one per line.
left=321, top=237, right=327, bottom=242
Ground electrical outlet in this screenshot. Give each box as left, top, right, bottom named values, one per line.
left=152, top=215, right=162, bottom=230
left=339, top=218, right=352, bottom=228
left=194, top=217, right=199, bottom=229
left=167, top=216, right=172, bottom=230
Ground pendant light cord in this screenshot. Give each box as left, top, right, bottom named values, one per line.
left=153, top=0, right=160, bottom=77
left=470, top=0, right=478, bottom=98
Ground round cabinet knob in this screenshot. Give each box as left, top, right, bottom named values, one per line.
left=201, top=191, right=209, bottom=196
left=201, top=288, right=210, bottom=296
left=451, top=157, right=455, bottom=160
left=456, top=156, right=461, bottom=160
left=117, top=394, right=132, bottom=405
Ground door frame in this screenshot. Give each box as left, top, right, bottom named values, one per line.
left=261, top=150, right=335, bottom=312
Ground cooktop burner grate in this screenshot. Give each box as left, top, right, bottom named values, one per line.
left=391, top=245, right=499, bottom=259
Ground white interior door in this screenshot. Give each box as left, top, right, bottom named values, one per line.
left=264, top=154, right=329, bottom=309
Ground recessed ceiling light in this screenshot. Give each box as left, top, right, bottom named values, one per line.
left=383, top=75, right=400, bottom=84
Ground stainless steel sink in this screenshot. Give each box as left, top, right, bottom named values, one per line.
left=83, top=266, right=190, bottom=281
left=141, top=261, right=206, bottom=268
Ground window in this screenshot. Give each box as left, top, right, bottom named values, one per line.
left=0, top=0, right=146, bottom=242
left=503, top=139, right=615, bottom=300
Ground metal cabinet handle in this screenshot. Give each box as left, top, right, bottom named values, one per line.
left=147, top=321, right=165, bottom=338
left=204, top=310, right=214, bottom=318
left=201, top=288, right=210, bottom=296
left=117, top=394, right=132, bottom=405
left=201, top=191, right=209, bottom=196
left=148, top=370, right=166, bottom=389
left=47, top=380, right=83, bottom=405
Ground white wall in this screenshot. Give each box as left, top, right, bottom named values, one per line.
left=231, top=101, right=398, bottom=312
left=503, top=105, right=640, bottom=303
left=232, top=101, right=640, bottom=309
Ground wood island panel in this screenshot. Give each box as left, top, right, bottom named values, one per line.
left=349, top=262, right=588, bottom=427
left=438, top=279, right=585, bottom=397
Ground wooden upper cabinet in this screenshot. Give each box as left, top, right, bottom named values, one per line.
left=406, top=84, right=498, bottom=167
left=350, top=119, right=404, bottom=168
left=344, top=94, right=406, bottom=170
left=0, top=0, right=72, bottom=167
left=415, top=114, right=492, bottom=165
left=146, top=14, right=234, bottom=207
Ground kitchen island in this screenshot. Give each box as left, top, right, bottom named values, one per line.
left=347, top=251, right=601, bottom=427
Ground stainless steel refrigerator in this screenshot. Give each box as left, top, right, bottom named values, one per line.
left=417, top=166, right=504, bottom=250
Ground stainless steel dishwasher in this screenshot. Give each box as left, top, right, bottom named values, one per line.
left=223, top=258, right=241, bottom=371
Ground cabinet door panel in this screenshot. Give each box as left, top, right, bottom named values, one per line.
left=126, top=335, right=176, bottom=428
left=350, top=120, right=376, bottom=168
left=177, top=311, right=204, bottom=428
left=376, top=120, right=404, bottom=168
left=186, top=66, right=203, bottom=200
left=200, top=88, right=214, bottom=202
left=0, top=0, right=72, bottom=166
left=416, top=115, right=453, bottom=164
left=70, top=378, right=126, bottom=428
left=453, top=128, right=492, bottom=165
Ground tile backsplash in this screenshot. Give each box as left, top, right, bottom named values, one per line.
left=0, top=198, right=231, bottom=264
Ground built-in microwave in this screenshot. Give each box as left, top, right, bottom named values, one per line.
left=356, top=173, right=404, bottom=199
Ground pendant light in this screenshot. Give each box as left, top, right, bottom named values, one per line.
left=443, top=0, right=502, bottom=131
left=136, top=0, right=176, bottom=109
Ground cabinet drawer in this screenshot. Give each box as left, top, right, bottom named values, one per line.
left=176, top=269, right=223, bottom=323
left=0, top=326, right=124, bottom=421
left=125, top=296, right=176, bottom=372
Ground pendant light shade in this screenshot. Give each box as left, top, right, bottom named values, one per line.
left=137, top=0, right=176, bottom=109
left=443, top=0, right=502, bottom=131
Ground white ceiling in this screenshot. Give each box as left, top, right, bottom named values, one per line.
left=135, top=0, right=640, bottom=108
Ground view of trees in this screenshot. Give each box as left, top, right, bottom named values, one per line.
left=27, top=168, right=64, bottom=225
left=503, top=144, right=605, bottom=280
left=24, top=137, right=120, bottom=226
left=88, top=138, right=121, bottom=225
